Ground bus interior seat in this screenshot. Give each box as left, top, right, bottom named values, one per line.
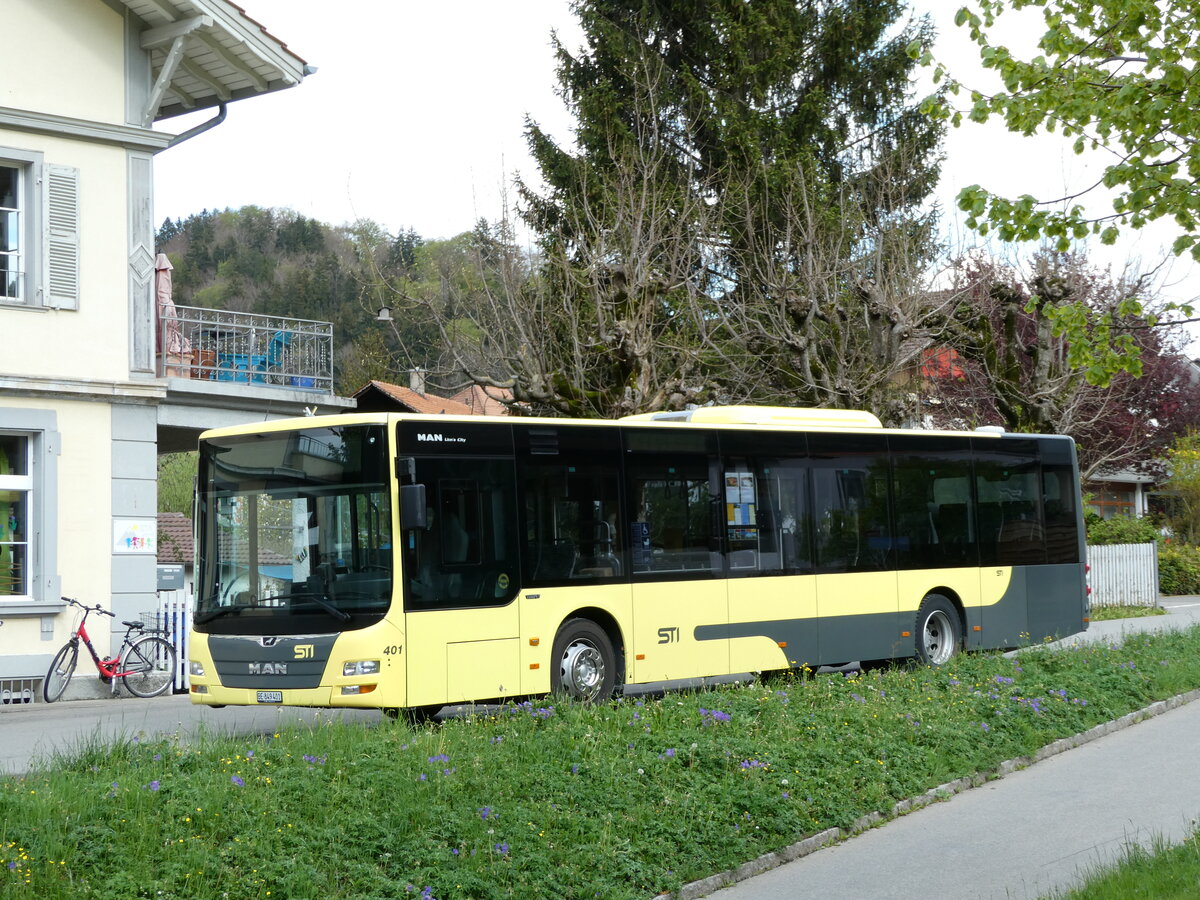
left=534, top=540, right=577, bottom=580
left=935, top=503, right=970, bottom=550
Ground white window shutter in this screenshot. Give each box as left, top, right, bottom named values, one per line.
left=43, top=164, right=80, bottom=310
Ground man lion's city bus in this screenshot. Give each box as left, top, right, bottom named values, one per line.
left=186, top=406, right=1088, bottom=715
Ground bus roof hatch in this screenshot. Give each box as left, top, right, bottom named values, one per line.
left=619, top=406, right=883, bottom=429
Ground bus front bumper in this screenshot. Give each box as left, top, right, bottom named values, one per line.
left=189, top=682, right=392, bottom=709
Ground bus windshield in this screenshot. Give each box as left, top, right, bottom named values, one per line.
left=194, top=424, right=392, bottom=635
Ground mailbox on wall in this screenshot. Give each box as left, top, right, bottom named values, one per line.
left=157, top=564, right=185, bottom=591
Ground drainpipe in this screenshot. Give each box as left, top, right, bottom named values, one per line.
left=160, top=101, right=227, bottom=153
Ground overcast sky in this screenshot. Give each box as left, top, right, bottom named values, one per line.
left=152, top=0, right=1198, bottom=316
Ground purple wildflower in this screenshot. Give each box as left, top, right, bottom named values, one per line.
left=494, top=842, right=510, bottom=855
left=479, top=806, right=493, bottom=820
left=231, top=775, right=244, bottom=787
left=148, top=780, right=161, bottom=791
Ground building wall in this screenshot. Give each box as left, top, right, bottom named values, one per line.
left=0, top=397, right=113, bottom=676
left=0, top=0, right=159, bottom=698
left=110, top=402, right=158, bottom=634
left=0, top=128, right=134, bottom=381
left=1, top=0, right=125, bottom=124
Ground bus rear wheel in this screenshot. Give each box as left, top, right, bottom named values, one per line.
left=551, top=619, right=617, bottom=703
left=915, top=594, right=962, bottom=666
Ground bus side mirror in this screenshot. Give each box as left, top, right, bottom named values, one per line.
left=400, top=483, right=427, bottom=530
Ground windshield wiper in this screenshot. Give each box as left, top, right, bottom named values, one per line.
left=195, top=604, right=240, bottom=625
left=305, top=590, right=352, bottom=622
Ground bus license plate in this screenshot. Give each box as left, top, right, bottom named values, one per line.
left=256, top=691, right=283, bottom=704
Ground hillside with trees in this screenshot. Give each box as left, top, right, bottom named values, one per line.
left=156, top=207, right=513, bottom=397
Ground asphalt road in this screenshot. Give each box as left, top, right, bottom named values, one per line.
left=0, top=692, right=382, bottom=775
left=3, top=599, right=1199, bottom=900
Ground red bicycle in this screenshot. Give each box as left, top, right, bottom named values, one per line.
left=42, top=596, right=178, bottom=702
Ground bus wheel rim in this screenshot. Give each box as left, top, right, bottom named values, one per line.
left=924, top=610, right=953, bottom=664
left=560, top=640, right=603, bottom=700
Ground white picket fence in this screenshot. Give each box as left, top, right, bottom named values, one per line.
left=153, top=588, right=192, bottom=692
left=1087, top=542, right=1159, bottom=607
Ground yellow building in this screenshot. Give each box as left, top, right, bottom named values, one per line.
left=0, top=0, right=351, bottom=702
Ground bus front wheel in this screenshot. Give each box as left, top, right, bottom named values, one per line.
left=915, top=594, right=962, bottom=666
left=551, top=619, right=617, bottom=703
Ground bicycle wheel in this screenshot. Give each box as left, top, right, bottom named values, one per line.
left=43, top=641, right=79, bottom=703
left=120, top=635, right=177, bottom=698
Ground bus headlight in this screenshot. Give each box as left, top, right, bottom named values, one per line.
left=343, top=660, right=380, bottom=677
left=189, top=660, right=206, bottom=677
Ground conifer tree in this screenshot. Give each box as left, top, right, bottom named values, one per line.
left=502, top=0, right=947, bottom=417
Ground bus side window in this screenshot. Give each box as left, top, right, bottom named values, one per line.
left=809, top=433, right=891, bottom=573
left=1040, top=438, right=1081, bottom=565
left=889, top=434, right=977, bottom=570
left=516, top=425, right=625, bottom=586
left=404, top=461, right=520, bottom=610
left=973, top=438, right=1045, bottom=566
left=624, top=428, right=720, bottom=577
left=755, top=463, right=811, bottom=575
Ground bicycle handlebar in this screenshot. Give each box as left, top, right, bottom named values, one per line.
left=61, top=596, right=116, bottom=617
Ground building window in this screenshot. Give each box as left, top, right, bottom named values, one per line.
left=0, top=410, right=57, bottom=606
left=0, top=165, right=22, bottom=302
left=0, top=434, right=31, bottom=597
left=0, top=148, right=79, bottom=310
left=1089, top=482, right=1136, bottom=520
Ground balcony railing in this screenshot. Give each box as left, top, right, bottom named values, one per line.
left=157, top=305, right=334, bottom=393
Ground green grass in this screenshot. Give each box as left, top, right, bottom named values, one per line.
left=1089, top=604, right=1167, bottom=621
left=5, top=627, right=1200, bottom=899
left=1052, top=829, right=1200, bottom=898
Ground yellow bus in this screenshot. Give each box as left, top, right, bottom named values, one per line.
left=186, top=407, right=1088, bottom=714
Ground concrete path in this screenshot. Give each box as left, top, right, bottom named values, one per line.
left=709, top=598, right=1200, bottom=900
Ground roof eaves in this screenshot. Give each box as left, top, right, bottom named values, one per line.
left=123, top=0, right=309, bottom=123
